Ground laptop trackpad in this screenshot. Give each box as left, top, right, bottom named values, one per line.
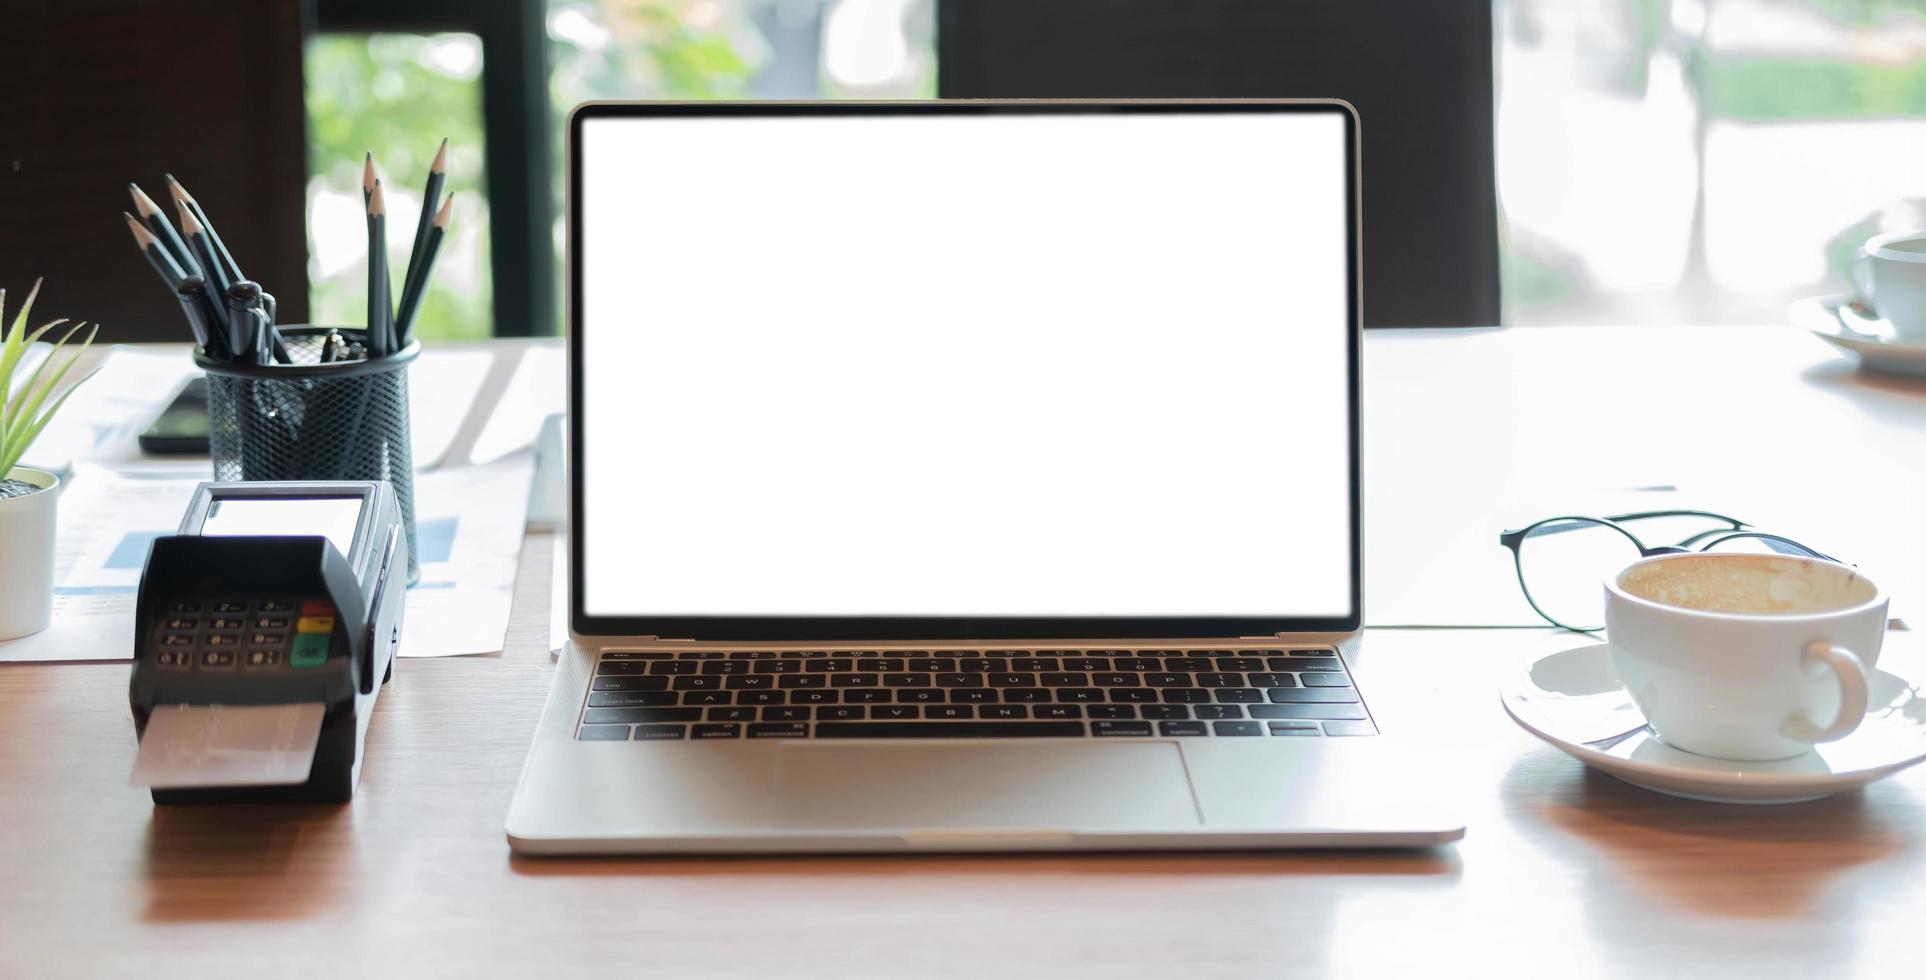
left=773, top=742, right=1201, bottom=831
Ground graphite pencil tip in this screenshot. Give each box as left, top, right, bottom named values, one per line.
left=123, top=211, right=158, bottom=247
left=129, top=183, right=163, bottom=218
left=164, top=173, right=195, bottom=206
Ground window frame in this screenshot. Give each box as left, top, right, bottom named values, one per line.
left=313, top=0, right=555, bottom=337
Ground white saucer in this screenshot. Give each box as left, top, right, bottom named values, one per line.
left=1501, top=643, right=1926, bottom=804
left=1791, top=294, right=1926, bottom=378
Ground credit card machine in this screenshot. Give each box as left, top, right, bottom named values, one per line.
left=129, top=481, right=407, bottom=803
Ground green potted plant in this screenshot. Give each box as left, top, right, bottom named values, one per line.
left=0, top=280, right=96, bottom=641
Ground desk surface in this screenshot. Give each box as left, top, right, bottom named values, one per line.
left=4, top=326, right=1924, bottom=978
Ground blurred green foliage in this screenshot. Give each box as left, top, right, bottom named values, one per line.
left=305, top=6, right=765, bottom=339
left=543, top=2, right=763, bottom=328
left=1793, top=0, right=1926, bottom=25
left=549, top=1, right=756, bottom=103
left=1500, top=246, right=1575, bottom=310
left=1704, top=57, right=1926, bottom=120
left=305, top=34, right=492, bottom=341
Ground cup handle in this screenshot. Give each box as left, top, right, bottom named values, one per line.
left=1781, top=641, right=1870, bottom=744
left=1852, top=250, right=1875, bottom=303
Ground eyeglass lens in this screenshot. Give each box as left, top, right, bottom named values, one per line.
left=1514, top=519, right=1638, bottom=631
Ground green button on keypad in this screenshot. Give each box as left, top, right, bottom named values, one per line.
left=290, top=631, right=331, bottom=668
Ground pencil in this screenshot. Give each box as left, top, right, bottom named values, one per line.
left=395, top=193, right=451, bottom=345
left=124, top=211, right=187, bottom=288
left=165, top=174, right=245, bottom=286
left=401, top=139, right=447, bottom=322
left=367, top=180, right=391, bottom=356
left=363, top=152, right=377, bottom=207
left=176, top=206, right=229, bottom=292
left=128, top=183, right=196, bottom=274
left=177, top=205, right=233, bottom=337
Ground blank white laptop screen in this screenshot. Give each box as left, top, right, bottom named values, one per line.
left=577, top=108, right=1353, bottom=618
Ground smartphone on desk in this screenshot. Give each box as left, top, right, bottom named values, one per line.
left=138, top=377, right=210, bottom=456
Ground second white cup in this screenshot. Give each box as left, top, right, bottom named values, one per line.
left=1858, top=230, right=1926, bottom=340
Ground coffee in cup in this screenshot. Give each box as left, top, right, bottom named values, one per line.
left=1857, top=230, right=1926, bottom=340
left=1604, top=553, right=1886, bottom=762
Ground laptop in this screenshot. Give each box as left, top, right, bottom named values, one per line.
left=507, top=100, right=1465, bottom=854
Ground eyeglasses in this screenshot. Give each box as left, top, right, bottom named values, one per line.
left=1497, top=510, right=1838, bottom=633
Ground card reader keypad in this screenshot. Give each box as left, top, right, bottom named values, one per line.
left=152, top=600, right=334, bottom=672
left=578, top=649, right=1376, bottom=741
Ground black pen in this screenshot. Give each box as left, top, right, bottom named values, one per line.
left=259, top=290, right=291, bottom=364
left=171, top=274, right=216, bottom=355
left=226, top=280, right=263, bottom=366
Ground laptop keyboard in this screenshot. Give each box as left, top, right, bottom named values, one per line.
left=577, top=648, right=1376, bottom=740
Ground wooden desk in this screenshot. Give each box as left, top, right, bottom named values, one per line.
left=3, top=327, right=1923, bottom=978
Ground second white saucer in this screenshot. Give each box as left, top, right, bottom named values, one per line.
left=1792, top=294, right=1926, bottom=378
left=1501, top=642, right=1926, bottom=804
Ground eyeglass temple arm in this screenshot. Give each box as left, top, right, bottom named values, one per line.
left=1497, top=510, right=1747, bottom=548
left=1601, top=509, right=1747, bottom=527
left=1686, top=530, right=1840, bottom=564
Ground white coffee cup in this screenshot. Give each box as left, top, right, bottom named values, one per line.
left=1604, top=553, right=1886, bottom=762
left=1857, top=230, right=1926, bottom=340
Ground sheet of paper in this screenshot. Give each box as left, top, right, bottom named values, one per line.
left=0, top=466, right=201, bottom=663
left=469, top=343, right=564, bottom=465
left=399, top=453, right=535, bottom=657
left=406, top=346, right=496, bottom=469
left=20, top=346, right=198, bottom=474
left=130, top=702, right=325, bottom=789
left=525, top=412, right=566, bottom=531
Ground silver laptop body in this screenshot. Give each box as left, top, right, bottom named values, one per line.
left=508, top=100, right=1465, bottom=854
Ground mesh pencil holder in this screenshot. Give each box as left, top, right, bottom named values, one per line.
left=198, top=327, right=421, bottom=585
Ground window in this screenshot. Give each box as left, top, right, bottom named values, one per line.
left=300, top=1, right=1926, bottom=333
left=305, top=1, right=933, bottom=340
left=305, top=33, right=493, bottom=341
left=1497, top=0, right=1926, bottom=325
left=544, top=0, right=935, bottom=326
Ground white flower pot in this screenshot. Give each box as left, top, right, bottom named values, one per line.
left=0, top=466, right=59, bottom=641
